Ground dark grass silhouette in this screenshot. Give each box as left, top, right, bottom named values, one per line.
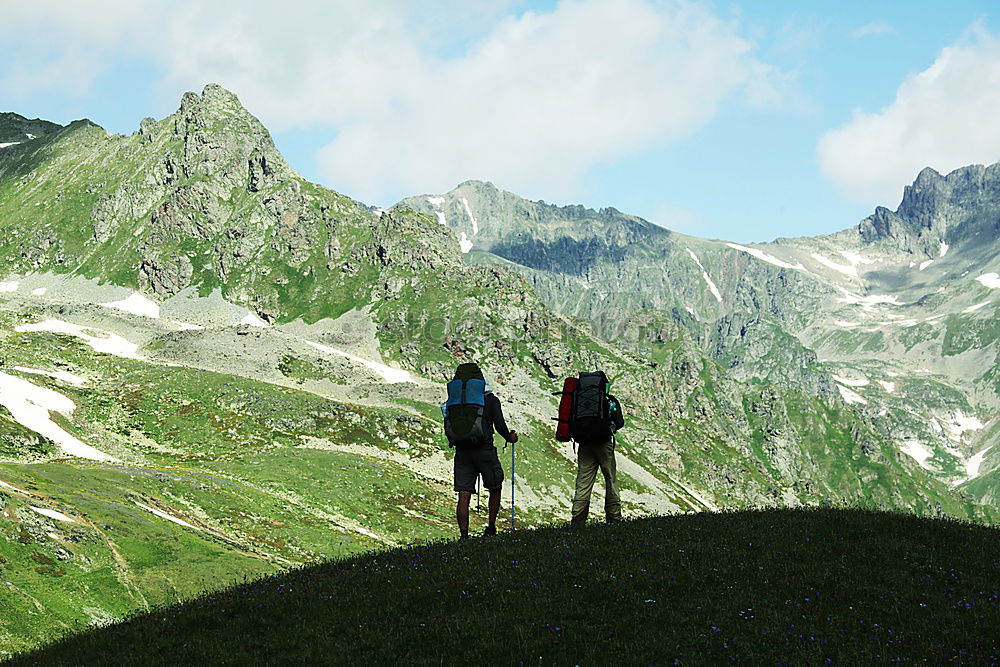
left=11, top=508, right=999, bottom=665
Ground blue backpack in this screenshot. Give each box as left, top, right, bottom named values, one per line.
left=443, top=377, right=488, bottom=447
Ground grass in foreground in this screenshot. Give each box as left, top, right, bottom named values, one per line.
left=10, top=508, right=999, bottom=666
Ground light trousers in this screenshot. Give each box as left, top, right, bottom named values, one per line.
left=571, top=439, right=622, bottom=523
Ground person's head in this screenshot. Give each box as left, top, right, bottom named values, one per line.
left=453, top=362, right=485, bottom=382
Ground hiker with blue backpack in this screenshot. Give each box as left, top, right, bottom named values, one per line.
left=442, top=362, right=518, bottom=539
left=555, top=371, right=625, bottom=524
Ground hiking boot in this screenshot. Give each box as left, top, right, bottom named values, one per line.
left=482, top=525, right=497, bottom=537
left=459, top=532, right=470, bottom=541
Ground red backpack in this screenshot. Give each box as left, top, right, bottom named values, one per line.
left=554, top=372, right=613, bottom=445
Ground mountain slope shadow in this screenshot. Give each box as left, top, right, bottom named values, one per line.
left=489, top=236, right=630, bottom=275
left=14, top=508, right=999, bottom=666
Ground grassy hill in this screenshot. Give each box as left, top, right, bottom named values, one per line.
left=1, top=85, right=997, bottom=659
left=12, top=508, right=999, bottom=666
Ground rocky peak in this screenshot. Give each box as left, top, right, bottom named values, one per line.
left=170, top=84, right=290, bottom=190
left=457, top=179, right=498, bottom=192
left=176, top=84, right=255, bottom=123
left=896, top=167, right=946, bottom=230
left=858, top=162, right=1000, bottom=255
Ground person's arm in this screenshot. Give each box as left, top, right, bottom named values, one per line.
left=489, top=394, right=516, bottom=442
left=609, top=394, right=625, bottom=431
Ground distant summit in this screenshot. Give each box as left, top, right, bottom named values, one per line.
left=0, top=112, right=62, bottom=144
left=859, top=163, right=1000, bottom=255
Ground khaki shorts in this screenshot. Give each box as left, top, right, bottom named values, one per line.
left=454, top=446, right=504, bottom=492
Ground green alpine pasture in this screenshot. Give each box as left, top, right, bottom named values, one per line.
left=1, top=84, right=998, bottom=660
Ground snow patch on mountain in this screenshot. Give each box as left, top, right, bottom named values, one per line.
left=975, top=273, right=1000, bottom=289
left=725, top=243, right=806, bottom=271
left=0, top=142, right=21, bottom=148
left=0, top=281, right=17, bottom=292
left=939, top=242, right=949, bottom=258
left=427, top=196, right=447, bottom=225
left=811, top=252, right=857, bottom=278
left=877, top=380, right=896, bottom=393
left=900, top=440, right=933, bottom=469
left=15, top=320, right=140, bottom=358
left=172, top=321, right=203, bottom=331
left=13, top=366, right=88, bottom=388
left=684, top=249, right=722, bottom=302
left=304, top=340, right=413, bottom=384
left=837, top=385, right=867, bottom=405
left=31, top=287, right=47, bottom=296
left=135, top=501, right=196, bottom=529
left=964, top=445, right=994, bottom=480
left=839, top=250, right=876, bottom=267
left=0, top=480, right=26, bottom=496
left=459, top=232, right=473, bottom=253
left=461, top=197, right=479, bottom=235
left=0, top=371, right=117, bottom=461
left=101, top=291, right=160, bottom=318
left=835, top=289, right=904, bottom=311
left=833, top=375, right=869, bottom=387
left=919, top=259, right=934, bottom=271
left=834, top=321, right=861, bottom=328
left=941, top=410, right=985, bottom=438
left=962, top=300, right=991, bottom=314
left=30, top=506, right=76, bottom=523
left=240, top=311, right=270, bottom=327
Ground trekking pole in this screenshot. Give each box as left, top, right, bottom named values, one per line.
left=476, top=474, right=481, bottom=512
left=511, top=440, right=516, bottom=531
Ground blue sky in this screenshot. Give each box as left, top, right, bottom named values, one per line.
left=3, top=1, right=999, bottom=242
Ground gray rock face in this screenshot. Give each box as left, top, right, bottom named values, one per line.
left=137, top=252, right=194, bottom=297
left=401, top=180, right=827, bottom=378
left=400, top=166, right=1000, bottom=511
left=172, top=84, right=291, bottom=191
left=2, top=84, right=996, bottom=524
left=859, top=163, right=1000, bottom=256
left=0, top=84, right=388, bottom=323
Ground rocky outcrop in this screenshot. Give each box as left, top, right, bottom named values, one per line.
left=172, top=84, right=291, bottom=191
left=859, top=163, right=1000, bottom=256
left=1, top=84, right=992, bottom=523
left=137, top=252, right=194, bottom=297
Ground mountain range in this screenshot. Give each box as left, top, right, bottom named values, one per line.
left=0, top=84, right=996, bottom=655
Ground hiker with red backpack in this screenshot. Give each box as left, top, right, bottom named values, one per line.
left=555, top=371, right=625, bottom=524
left=442, top=362, right=518, bottom=539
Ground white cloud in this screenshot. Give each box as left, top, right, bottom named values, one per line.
left=852, top=22, right=894, bottom=39
left=0, top=1, right=161, bottom=95
left=818, top=26, right=1000, bottom=206
left=0, top=0, right=784, bottom=205
left=315, top=0, right=783, bottom=202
